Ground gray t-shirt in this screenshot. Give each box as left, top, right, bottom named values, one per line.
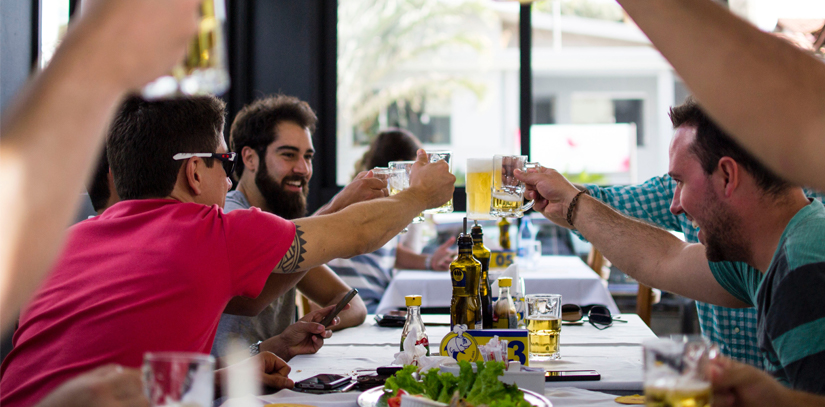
left=210, top=190, right=297, bottom=357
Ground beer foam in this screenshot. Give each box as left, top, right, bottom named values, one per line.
left=466, top=158, right=492, bottom=173
left=492, top=191, right=521, bottom=202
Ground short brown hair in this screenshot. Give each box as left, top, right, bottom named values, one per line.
left=355, top=128, right=422, bottom=174
left=669, top=97, right=791, bottom=196
left=107, top=95, right=226, bottom=200
left=229, top=94, right=317, bottom=179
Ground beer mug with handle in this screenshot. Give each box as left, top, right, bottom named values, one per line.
left=142, top=0, right=230, bottom=99
left=491, top=155, right=539, bottom=218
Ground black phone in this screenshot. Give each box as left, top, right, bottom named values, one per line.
left=319, top=288, right=358, bottom=327
left=374, top=314, right=406, bottom=328
left=545, top=370, right=601, bottom=382
left=294, top=374, right=351, bottom=390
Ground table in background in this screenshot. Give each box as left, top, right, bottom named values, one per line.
left=376, top=255, right=619, bottom=315
left=254, top=313, right=656, bottom=407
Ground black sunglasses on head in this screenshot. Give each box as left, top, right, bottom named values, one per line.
left=561, top=303, right=627, bottom=330
left=173, top=152, right=237, bottom=177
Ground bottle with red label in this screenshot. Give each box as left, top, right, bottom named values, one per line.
left=400, top=295, right=429, bottom=355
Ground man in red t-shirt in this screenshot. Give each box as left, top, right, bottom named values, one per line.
left=0, top=95, right=455, bottom=407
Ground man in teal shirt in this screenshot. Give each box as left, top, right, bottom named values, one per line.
left=519, top=97, right=825, bottom=393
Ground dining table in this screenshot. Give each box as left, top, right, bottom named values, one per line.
left=240, top=312, right=657, bottom=407
left=375, top=255, right=620, bottom=316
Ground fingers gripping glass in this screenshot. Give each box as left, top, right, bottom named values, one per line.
left=561, top=304, right=626, bottom=330
left=173, top=152, right=237, bottom=177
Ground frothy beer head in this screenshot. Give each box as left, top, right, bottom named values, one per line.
left=466, top=159, right=492, bottom=174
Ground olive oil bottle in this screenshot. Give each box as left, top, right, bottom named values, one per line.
left=498, top=217, right=511, bottom=250
left=471, top=222, right=493, bottom=329
left=450, top=219, right=482, bottom=329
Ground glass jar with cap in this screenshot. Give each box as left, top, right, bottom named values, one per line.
left=400, top=295, right=429, bottom=355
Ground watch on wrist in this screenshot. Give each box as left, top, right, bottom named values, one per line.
left=249, top=340, right=262, bottom=356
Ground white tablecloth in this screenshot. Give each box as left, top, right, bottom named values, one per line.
left=375, top=256, right=620, bottom=315
left=228, top=314, right=654, bottom=407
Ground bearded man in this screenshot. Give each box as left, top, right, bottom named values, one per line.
left=212, top=94, right=380, bottom=359
left=516, top=97, right=825, bottom=394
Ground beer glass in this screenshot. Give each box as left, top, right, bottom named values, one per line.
left=388, top=161, right=425, bottom=224
left=525, top=294, right=562, bottom=361
left=371, top=167, right=403, bottom=183
left=143, top=352, right=215, bottom=406
left=142, top=0, right=230, bottom=99
left=423, top=150, right=453, bottom=214
left=466, top=158, right=495, bottom=220
left=491, top=155, right=539, bottom=218
left=643, top=337, right=716, bottom=407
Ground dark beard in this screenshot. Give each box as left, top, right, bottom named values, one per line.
left=254, top=159, right=308, bottom=220
left=702, top=196, right=751, bottom=263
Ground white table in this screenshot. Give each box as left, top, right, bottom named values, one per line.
left=376, top=256, right=620, bottom=315
left=250, top=313, right=656, bottom=407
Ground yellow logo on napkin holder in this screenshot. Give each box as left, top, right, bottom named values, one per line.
left=439, top=328, right=529, bottom=366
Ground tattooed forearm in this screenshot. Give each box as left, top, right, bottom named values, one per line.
left=276, top=225, right=307, bottom=273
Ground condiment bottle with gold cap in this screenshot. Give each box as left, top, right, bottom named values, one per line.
left=400, top=295, right=429, bottom=355
left=471, top=221, right=493, bottom=329
left=493, top=277, right=518, bottom=329
left=450, top=219, right=482, bottom=329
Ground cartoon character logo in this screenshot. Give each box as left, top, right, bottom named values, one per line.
left=439, top=325, right=479, bottom=362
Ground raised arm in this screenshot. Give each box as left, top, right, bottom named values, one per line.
left=517, top=167, right=747, bottom=308
left=618, top=0, right=825, bottom=191
left=0, top=0, right=201, bottom=332
left=313, top=170, right=388, bottom=216
left=282, top=149, right=455, bottom=274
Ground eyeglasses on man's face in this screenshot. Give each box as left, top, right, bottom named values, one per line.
left=173, top=152, right=237, bottom=177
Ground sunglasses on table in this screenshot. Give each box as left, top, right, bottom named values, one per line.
left=561, top=304, right=627, bottom=330
left=173, top=152, right=237, bottom=177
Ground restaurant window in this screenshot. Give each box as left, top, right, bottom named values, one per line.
left=39, top=0, right=71, bottom=69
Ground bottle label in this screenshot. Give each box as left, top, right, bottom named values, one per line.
left=451, top=268, right=466, bottom=287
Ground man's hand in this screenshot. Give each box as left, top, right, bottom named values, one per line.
left=709, top=357, right=800, bottom=407
left=73, top=0, right=202, bottom=91
left=515, top=167, right=580, bottom=229
left=262, top=304, right=342, bottom=361
left=314, top=171, right=388, bottom=216
left=431, top=237, right=457, bottom=271
left=34, top=365, right=147, bottom=407
left=408, top=149, right=456, bottom=210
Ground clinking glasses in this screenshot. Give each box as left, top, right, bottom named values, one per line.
left=561, top=304, right=627, bottom=330
left=173, top=152, right=237, bottom=177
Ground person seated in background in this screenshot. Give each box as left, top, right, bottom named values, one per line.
left=517, top=97, right=825, bottom=394
left=214, top=94, right=370, bottom=360
left=328, top=128, right=457, bottom=313
left=0, top=95, right=454, bottom=407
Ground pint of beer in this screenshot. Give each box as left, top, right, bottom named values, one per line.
left=423, top=150, right=453, bottom=214
left=388, top=161, right=424, bottom=224
left=142, top=0, right=230, bottom=99
left=525, top=294, right=562, bottom=361
left=643, top=337, right=714, bottom=407
left=466, top=158, right=495, bottom=220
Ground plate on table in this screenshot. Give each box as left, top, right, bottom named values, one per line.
left=356, top=386, right=552, bottom=407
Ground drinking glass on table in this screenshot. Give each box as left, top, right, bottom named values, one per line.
left=643, top=336, right=717, bottom=407
left=525, top=294, right=562, bottom=361
left=422, top=150, right=453, bottom=214
left=466, top=158, right=495, bottom=220
left=491, top=155, right=539, bottom=218
left=142, top=0, right=230, bottom=99
left=143, top=352, right=215, bottom=407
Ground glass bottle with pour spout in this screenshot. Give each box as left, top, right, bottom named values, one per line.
left=493, top=277, right=518, bottom=329
left=400, top=295, right=429, bottom=355
left=450, top=219, right=482, bottom=329
left=471, top=222, right=493, bottom=329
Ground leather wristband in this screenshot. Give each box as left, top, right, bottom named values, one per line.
left=566, top=190, right=589, bottom=228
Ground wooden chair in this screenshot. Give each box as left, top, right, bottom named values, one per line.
left=587, top=247, right=658, bottom=327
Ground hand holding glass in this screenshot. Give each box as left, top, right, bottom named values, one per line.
left=387, top=161, right=425, bottom=225
left=643, top=337, right=716, bottom=407
left=423, top=150, right=453, bottom=214
left=491, top=155, right=539, bottom=218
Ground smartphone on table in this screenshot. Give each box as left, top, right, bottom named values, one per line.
left=319, top=288, right=358, bottom=327
left=545, top=370, right=600, bottom=381
left=294, top=373, right=351, bottom=390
